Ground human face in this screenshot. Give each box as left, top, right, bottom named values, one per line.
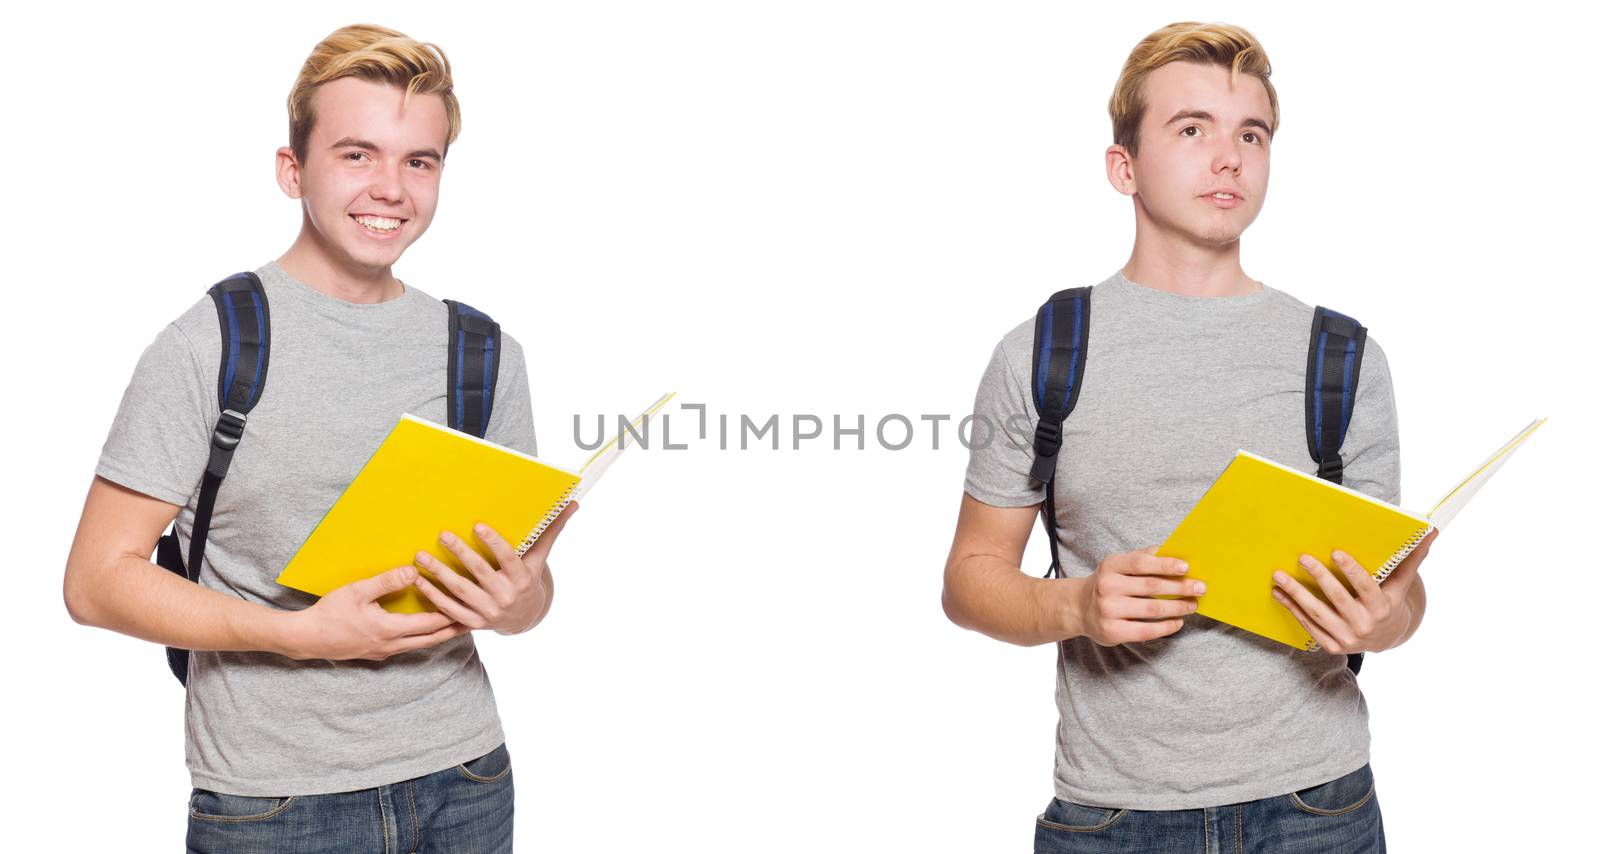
left=1117, top=61, right=1272, bottom=248
left=277, top=77, right=447, bottom=275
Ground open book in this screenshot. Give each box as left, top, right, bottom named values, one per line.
left=277, top=392, right=675, bottom=613
left=1156, top=417, right=1546, bottom=650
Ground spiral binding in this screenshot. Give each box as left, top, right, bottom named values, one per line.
left=1304, top=524, right=1434, bottom=652
left=515, top=483, right=579, bottom=558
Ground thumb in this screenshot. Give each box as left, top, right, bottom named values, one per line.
left=354, top=565, right=418, bottom=602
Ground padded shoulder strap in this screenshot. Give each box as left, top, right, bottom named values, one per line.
left=188, top=273, right=272, bottom=578
left=444, top=299, right=502, bottom=438
left=164, top=272, right=271, bottom=686
left=1305, top=305, right=1369, bottom=677
left=1029, top=287, right=1092, bottom=483
left=1304, top=306, right=1367, bottom=485
left=1029, top=287, right=1092, bottom=579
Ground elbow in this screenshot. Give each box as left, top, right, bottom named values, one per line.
left=941, top=572, right=979, bottom=633
left=63, top=570, right=99, bottom=627
left=63, top=555, right=110, bottom=628
left=941, top=586, right=967, bottom=629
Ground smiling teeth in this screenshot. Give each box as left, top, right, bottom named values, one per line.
left=354, top=215, right=400, bottom=231
left=1212, top=193, right=1235, bottom=200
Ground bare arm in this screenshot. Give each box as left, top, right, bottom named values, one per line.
left=63, top=476, right=299, bottom=654
left=64, top=476, right=465, bottom=661
left=1398, top=577, right=1425, bottom=646
left=942, top=492, right=1203, bottom=648
left=942, top=494, right=1086, bottom=646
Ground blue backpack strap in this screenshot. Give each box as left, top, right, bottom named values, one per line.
left=1029, top=287, right=1092, bottom=579
left=1305, top=306, right=1367, bottom=485
left=443, top=299, right=502, bottom=438
left=160, top=272, right=272, bottom=686
left=1305, top=305, right=1368, bottom=675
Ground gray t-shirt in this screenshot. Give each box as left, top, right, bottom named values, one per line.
left=963, top=269, right=1400, bottom=810
left=96, top=261, right=536, bottom=797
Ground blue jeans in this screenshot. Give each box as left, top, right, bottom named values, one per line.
left=186, top=742, right=514, bottom=853
left=1034, top=762, right=1384, bottom=853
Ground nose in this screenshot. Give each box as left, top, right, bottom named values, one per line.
left=1214, top=136, right=1243, bottom=174
left=367, top=158, right=405, bottom=204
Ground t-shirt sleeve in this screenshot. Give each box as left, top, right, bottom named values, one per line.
left=485, top=333, right=537, bottom=458
left=963, top=336, right=1046, bottom=508
left=95, top=322, right=214, bottom=507
left=1337, top=336, right=1401, bottom=506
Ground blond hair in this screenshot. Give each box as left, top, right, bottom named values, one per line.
left=287, top=24, right=460, bottom=164
left=1109, top=22, right=1278, bottom=158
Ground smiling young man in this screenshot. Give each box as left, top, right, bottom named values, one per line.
left=942, top=22, right=1434, bottom=853
left=63, top=24, right=566, bottom=852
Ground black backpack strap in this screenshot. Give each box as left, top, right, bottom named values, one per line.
left=1305, top=306, right=1367, bottom=485
left=443, top=299, right=502, bottom=438
left=1305, top=305, right=1368, bottom=675
left=1029, top=287, right=1092, bottom=579
left=161, top=272, right=271, bottom=686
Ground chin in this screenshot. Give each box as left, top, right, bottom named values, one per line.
left=346, top=238, right=409, bottom=267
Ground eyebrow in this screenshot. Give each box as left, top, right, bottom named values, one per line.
left=1163, top=110, right=1272, bottom=137
left=330, top=136, right=444, bottom=161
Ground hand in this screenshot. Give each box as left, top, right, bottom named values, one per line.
left=1075, top=546, right=1205, bottom=646
left=1270, top=529, right=1438, bottom=655
left=411, top=502, right=578, bottom=635
left=283, top=565, right=469, bottom=661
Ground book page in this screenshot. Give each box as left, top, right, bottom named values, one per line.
left=1427, top=416, right=1546, bottom=527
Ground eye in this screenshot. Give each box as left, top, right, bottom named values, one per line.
left=1181, top=125, right=1201, bottom=137
left=408, top=159, right=432, bottom=170
left=1243, top=131, right=1265, bottom=145
left=344, top=151, right=368, bottom=162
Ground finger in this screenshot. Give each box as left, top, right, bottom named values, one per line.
left=1297, top=553, right=1361, bottom=617
left=1122, top=618, right=1186, bottom=643
left=1107, top=595, right=1198, bottom=621
left=1327, top=550, right=1387, bottom=612
left=350, top=565, right=421, bottom=604
left=525, top=502, right=579, bottom=562
left=412, top=572, right=488, bottom=630
left=384, top=622, right=470, bottom=657
left=1383, top=530, right=1438, bottom=595
left=473, top=523, right=530, bottom=585
left=378, top=609, right=457, bottom=636
left=1379, top=554, right=1422, bottom=601
left=1128, top=551, right=1190, bottom=577
left=415, top=550, right=500, bottom=616
left=1270, top=587, right=1345, bottom=653
left=1273, top=572, right=1357, bottom=651
left=438, top=530, right=507, bottom=591
left=1115, top=573, right=1206, bottom=600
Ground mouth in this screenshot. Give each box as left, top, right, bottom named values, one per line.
left=1201, top=191, right=1242, bottom=209
left=350, top=214, right=407, bottom=237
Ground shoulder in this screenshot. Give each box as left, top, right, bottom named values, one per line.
left=991, top=315, right=1035, bottom=376
left=154, top=289, right=228, bottom=369
left=497, top=328, right=528, bottom=372
left=422, top=288, right=530, bottom=369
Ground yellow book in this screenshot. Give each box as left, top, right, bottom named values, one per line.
left=278, top=392, right=674, bottom=613
left=1156, top=417, right=1546, bottom=650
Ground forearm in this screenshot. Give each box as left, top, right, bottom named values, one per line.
left=67, top=555, right=296, bottom=656
left=1389, top=578, right=1427, bottom=650
left=943, top=554, right=1084, bottom=647
left=506, top=565, right=554, bottom=635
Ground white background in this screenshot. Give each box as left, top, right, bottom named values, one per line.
left=8, top=2, right=1595, bottom=851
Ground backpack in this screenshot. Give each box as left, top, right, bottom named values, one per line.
left=1026, top=286, right=1371, bottom=675
left=154, top=271, right=505, bottom=686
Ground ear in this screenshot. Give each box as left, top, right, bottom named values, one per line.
left=1105, top=144, right=1136, bottom=197
left=275, top=146, right=303, bottom=199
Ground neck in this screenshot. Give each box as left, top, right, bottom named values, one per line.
left=276, top=223, right=404, bottom=305
left=1121, top=217, right=1259, bottom=298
